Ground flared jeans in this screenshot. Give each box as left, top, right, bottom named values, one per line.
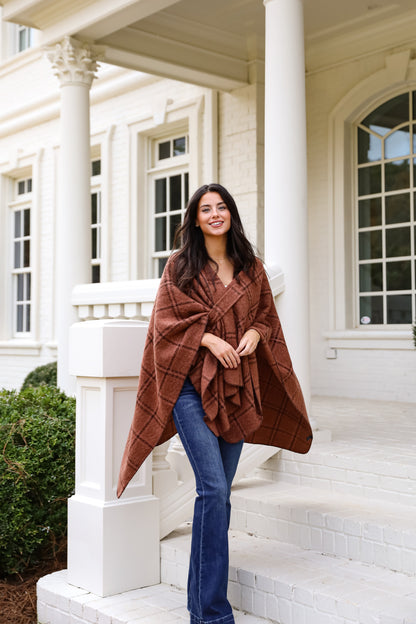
left=173, top=378, right=244, bottom=624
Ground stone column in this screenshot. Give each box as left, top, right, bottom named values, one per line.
left=263, top=0, right=311, bottom=407
left=47, top=37, right=98, bottom=394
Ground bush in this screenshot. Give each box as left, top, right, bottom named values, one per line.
left=0, top=385, right=75, bottom=576
left=21, top=361, right=57, bottom=391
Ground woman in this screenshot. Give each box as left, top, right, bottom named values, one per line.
left=118, top=183, right=312, bottom=624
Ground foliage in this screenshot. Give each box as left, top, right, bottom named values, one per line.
left=21, top=361, right=57, bottom=391
left=0, top=385, right=75, bottom=576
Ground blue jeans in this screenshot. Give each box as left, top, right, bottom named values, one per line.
left=173, top=378, right=244, bottom=624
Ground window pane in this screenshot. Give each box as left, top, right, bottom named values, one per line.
left=92, top=265, right=100, bottom=283
left=16, top=305, right=23, bottom=332
left=387, top=294, right=412, bottom=323
left=385, top=159, right=410, bottom=191
left=155, top=178, right=167, bottom=214
left=359, top=263, right=383, bottom=292
left=385, top=194, right=410, bottom=224
left=359, top=230, right=382, bottom=260
left=155, top=216, right=166, bottom=251
left=386, top=260, right=411, bottom=291
left=358, top=128, right=381, bottom=163
left=385, top=227, right=410, bottom=257
left=91, top=193, right=98, bottom=224
left=362, top=93, right=409, bottom=135
left=358, top=198, right=382, bottom=227
left=185, top=172, right=189, bottom=204
left=17, top=180, right=25, bottom=195
left=25, top=304, right=31, bottom=332
left=385, top=126, right=410, bottom=159
left=23, top=240, right=30, bottom=267
left=158, top=141, right=170, bottom=160
left=359, top=296, right=383, bottom=324
left=26, top=273, right=31, bottom=300
left=173, top=137, right=186, bottom=156
left=91, top=229, right=97, bottom=259
left=17, top=274, right=24, bottom=301
left=27, top=178, right=32, bottom=193
left=169, top=175, right=182, bottom=212
left=14, top=211, right=21, bottom=237
left=24, top=209, right=30, bottom=236
left=158, top=257, right=168, bottom=277
left=14, top=241, right=21, bottom=268
left=170, top=213, right=182, bottom=248
left=358, top=165, right=381, bottom=196
left=91, top=160, right=101, bottom=176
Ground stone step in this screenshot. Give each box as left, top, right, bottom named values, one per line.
left=230, top=478, right=416, bottom=576
left=37, top=570, right=268, bottom=624
left=161, top=525, right=416, bottom=624
left=255, top=439, right=416, bottom=507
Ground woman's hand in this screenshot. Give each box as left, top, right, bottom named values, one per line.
left=201, top=333, right=241, bottom=369
left=236, top=329, right=260, bottom=356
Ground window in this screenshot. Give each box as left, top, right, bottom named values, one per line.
left=17, top=25, right=33, bottom=52
left=91, top=159, right=101, bottom=283
left=12, top=178, right=32, bottom=334
left=151, top=134, right=189, bottom=277
left=356, top=92, right=416, bottom=325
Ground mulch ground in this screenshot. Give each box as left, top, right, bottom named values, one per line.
left=0, top=538, right=67, bottom=624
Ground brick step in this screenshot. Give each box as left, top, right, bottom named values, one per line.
left=161, top=525, right=416, bottom=624
left=37, top=571, right=268, bottom=624
left=255, top=439, right=416, bottom=507
left=230, top=477, right=416, bottom=576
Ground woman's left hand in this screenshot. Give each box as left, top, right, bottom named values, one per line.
left=236, top=329, right=260, bottom=356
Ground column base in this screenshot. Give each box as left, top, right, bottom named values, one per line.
left=67, top=494, right=160, bottom=597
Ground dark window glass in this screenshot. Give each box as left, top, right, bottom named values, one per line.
left=362, top=93, right=409, bottom=135
left=170, top=175, right=182, bottom=212
left=91, top=160, right=101, bottom=176
left=14, top=241, right=21, bottom=269
left=17, top=274, right=24, bottom=301
left=92, top=265, right=100, bottom=283
left=158, top=141, right=170, bottom=160
left=91, top=193, right=98, bottom=224
left=386, top=260, right=411, bottom=291
left=358, top=198, right=382, bottom=228
left=91, top=229, right=97, bottom=259
left=358, top=165, right=381, bottom=196
left=155, top=179, right=167, bottom=214
left=387, top=294, right=412, bottom=323
left=185, top=172, right=189, bottom=204
left=16, top=305, right=23, bottom=332
left=23, top=240, right=30, bottom=267
left=385, top=159, right=410, bottom=192
left=26, top=273, right=31, bottom=300
left=14, top=211, right=21, bottom=238
left=173, top=137, right=186, bottom=156
left=385, top=194, right=410, bottom=225
left=359, top=263, right=383, bottom=292
left=385, top=126, right=410, bottom=159
left=358, top=128, right=382, bottom=164
left=155, top=217, right=166, bottom=252
left=385, top=227, right=410, bottom=257
left=17, top=181, right=25, bottom=195
left=26, top=304, right=31, bottom=332
left=158, top=257, right=168, bottom=277
left=359, top=296, right=383, bottom=324
left=27, top=178, right=32, bottom=193
left=359, top=230, right=382, bottom=260
left=24, top=209, right=30, bottom=236
left=170, top=213, right=182, bottom=248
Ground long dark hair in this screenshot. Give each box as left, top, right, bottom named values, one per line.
left=172, top=183, right=257, bottom=292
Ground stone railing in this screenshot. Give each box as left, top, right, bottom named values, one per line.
left=67, top=267, right=285, bottom=597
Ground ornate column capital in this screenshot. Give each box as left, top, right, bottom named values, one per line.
left=46, top=36, right=100, bottom=88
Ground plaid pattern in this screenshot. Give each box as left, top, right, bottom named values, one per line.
left=117, top=257, right=312, bottom=497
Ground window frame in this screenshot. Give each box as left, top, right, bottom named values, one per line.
left=91, top=158, right=102, bottom=283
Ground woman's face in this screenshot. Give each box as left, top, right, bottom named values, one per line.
left=195, top=191, right=231, bottom=239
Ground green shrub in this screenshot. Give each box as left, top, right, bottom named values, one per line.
left=0, top=385, right=75, bottom=576
left=21, top=361, right=57, bottom=391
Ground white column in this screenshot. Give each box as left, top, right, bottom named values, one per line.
left=47, top=37, right=98, bottom=394
left=263, top=0, right=311, bottom=407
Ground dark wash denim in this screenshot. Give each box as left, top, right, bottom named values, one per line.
left=173, top=378, right=244, bottom=624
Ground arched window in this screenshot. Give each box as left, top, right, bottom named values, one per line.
left=357, top=91, right=416, bottom=325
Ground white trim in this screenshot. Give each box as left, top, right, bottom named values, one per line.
left=324, top=329, right=414, bottom=351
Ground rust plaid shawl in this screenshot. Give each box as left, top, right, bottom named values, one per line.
left=117, top=257, right=312, bottom=497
